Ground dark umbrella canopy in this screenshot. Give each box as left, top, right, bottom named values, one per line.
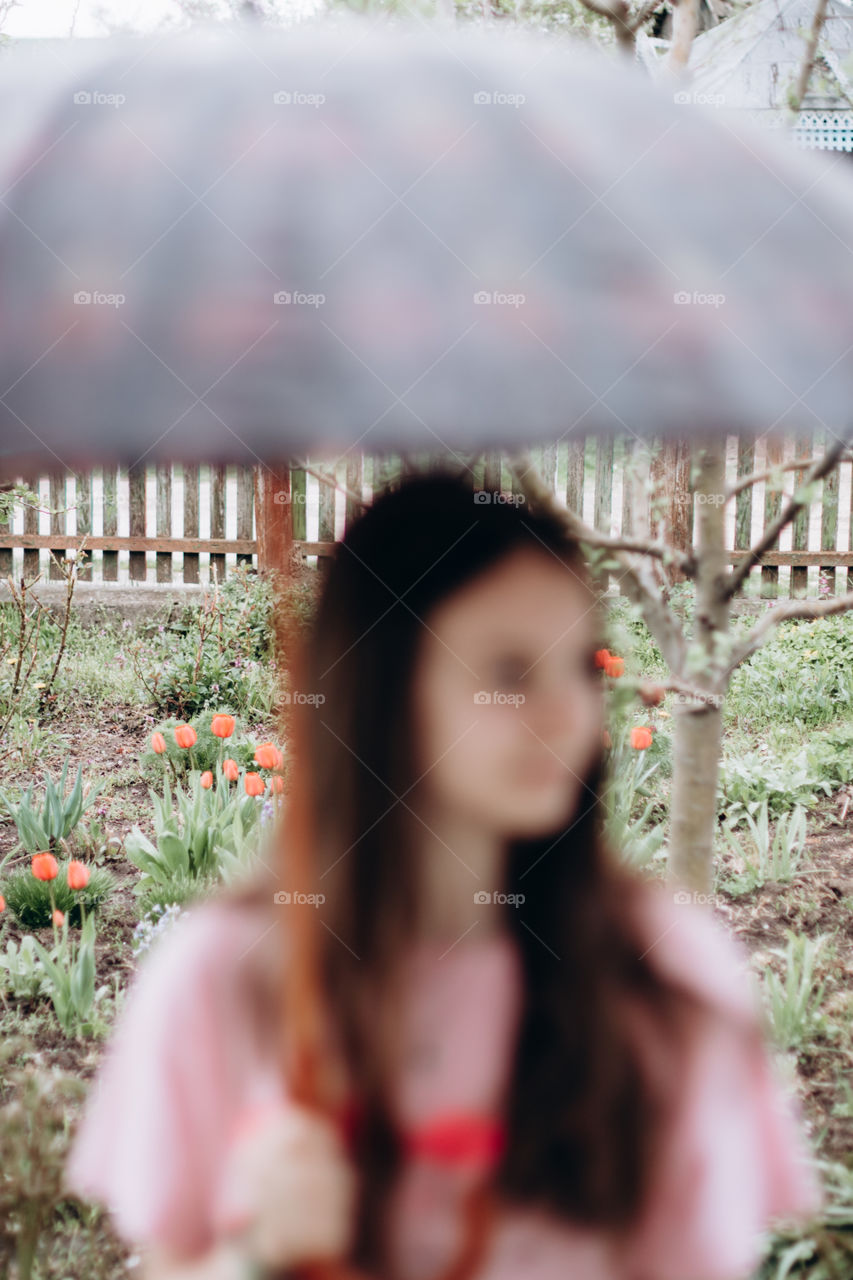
left=0, top=16, right=852, bottom=478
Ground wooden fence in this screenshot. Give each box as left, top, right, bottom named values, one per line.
left=0, top=434, right=851, bottom=598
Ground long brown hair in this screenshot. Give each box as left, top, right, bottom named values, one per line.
left=227, top=464, right=727, bottom=1273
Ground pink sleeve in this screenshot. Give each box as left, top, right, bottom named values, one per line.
left=625, top=889, right=825, bottom=1280
left=63, top=903, right=246, bottom=1261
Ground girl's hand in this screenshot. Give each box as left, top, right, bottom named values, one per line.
left=214, top=1101, right=358, bottom=1270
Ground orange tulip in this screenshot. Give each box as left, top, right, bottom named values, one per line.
left=52, top=908, right=65, bottom=927
left=630, top=726, right=653, bottom=750
left=32, top=852, right=59, bottom=881
left=602, top=728, right=612, bottom=749
left=211, top=713, right=235, bottom=739
left=67, top=860, right=90, bottom=890
left=151, top=731, right=167, bottom=754
left=0, top=893, right=5, bottom=912
left=253, top=742, right=283, bottom=770
left=244, top=771, right=265, bottom=796
left=174, top=724, right=197, bottom=749
left=200, top=770, right=213, bottom=789
left=604, top=655, right=625, bottom=678
left=594, top=649, right=611, bottom=670
left=270, top=775, right=285, bottom=794
left=223, top=758, right=239, bottom=782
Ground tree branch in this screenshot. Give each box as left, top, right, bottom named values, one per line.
left=719, top=430, right=853, bottom=602
left=725, top=589, right=853, bottom=672
left=724, top=449, right=853, bottom=502
left=506, top=452, right=688, bottom=674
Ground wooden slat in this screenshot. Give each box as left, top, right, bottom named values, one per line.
left=23, top=476, right=39, bottom=580
left=791, top=435, right=810, bottom=598
left=236, top=466, right=254, bottom=568
left=183, top=464, right=199, bottom=585
left=566, top=439, right=584, bottom=514
left=344, top=453, right=363, bottom=538
left=74, top=470, right=93, bottom=582
left=761, top=435, right=783, bottom=600
left=128, top=463, right=146, bottom=582
left=210, top=463, right=226, bottom=584
left=49, top=472, right=64, bottom=580
left=0, top=479, right=12, bottom=579
left=102, top=466, right=118, bottom=581
left=734, top=435, right=755, bottom=599
left=820, top=430, right=838, bottom=596
left=156, top=462, right=172, bottom=584
left=594, top=435, right=614, bottom=593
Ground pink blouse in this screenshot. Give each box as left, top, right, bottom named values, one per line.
left=64, top=881, right=824, bottom=1279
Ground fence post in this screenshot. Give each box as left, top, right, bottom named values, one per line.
left=102, top=466, right=118, bottom=582
left=254, top=463, right=293, bottom=578
left=183, top=464, right=199, bottom=585
left=156, top=462, right=172, bottom=584
left=129, top=463, right=146, bottom=582
left=820, top=429, right=838, bottom=596
left=762, top=435, right=783, bottom=600
left=49, top=472, right=64, bottom=580
left=791, top=435, right=810, bottom=597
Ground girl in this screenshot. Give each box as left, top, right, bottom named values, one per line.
left=65, top=468, right=824, bottom=1280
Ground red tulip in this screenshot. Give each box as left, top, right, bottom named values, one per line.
left=594, top=648, right=612, bottom=669
left=0, top=893, right=5, bottom=912
left=32, top=852, right=58, bottom=881
left=200, top=770, right=213, bottom=789
left=67, top=860, right=90, bottom=890
left=211, top=713, right=235, bottom=739
left=52, top=908, right=65, bottom=927
left=174, top=724, right=197, bottom=749
left=254, top=742, right=283, bottom=770
left=604, top=655, right=625, bottom=678
left=223, top=758, right=239, bottom=783
left=244, top=772, right=265, bottom=797
left=630, top=726, right=653, bottom=750
left=151, top=731, right=167, bottom=754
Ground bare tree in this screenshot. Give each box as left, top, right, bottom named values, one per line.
left=507, top=432, right=853, bottom=897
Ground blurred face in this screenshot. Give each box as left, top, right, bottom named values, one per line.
left=410, top=545, right=605, bottom=840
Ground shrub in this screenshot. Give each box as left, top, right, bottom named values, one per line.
left=0, top=863, right=115, bottom=929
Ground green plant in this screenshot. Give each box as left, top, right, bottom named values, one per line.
left=0, top=863, right=115, bottom=929
left=0, top=935, right=50, bottom=1000
left=0, top=759, right=103, bottom=858
left=0, top=1035, right=88, bottom=1279
left=125, top=770, right=264, bottom=897
left=30, top=912, right=109, bottom=1038
left=718, top=799, right=808, bottom=895
left=603, top=730, right=668, bottom=869
left=762, top=931, right=830, bottom=1052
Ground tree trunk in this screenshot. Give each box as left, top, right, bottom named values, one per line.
left=666, top=435, right=730, bottom=897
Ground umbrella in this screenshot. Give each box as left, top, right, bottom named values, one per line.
left=0, top=16, right=853, bottom=484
